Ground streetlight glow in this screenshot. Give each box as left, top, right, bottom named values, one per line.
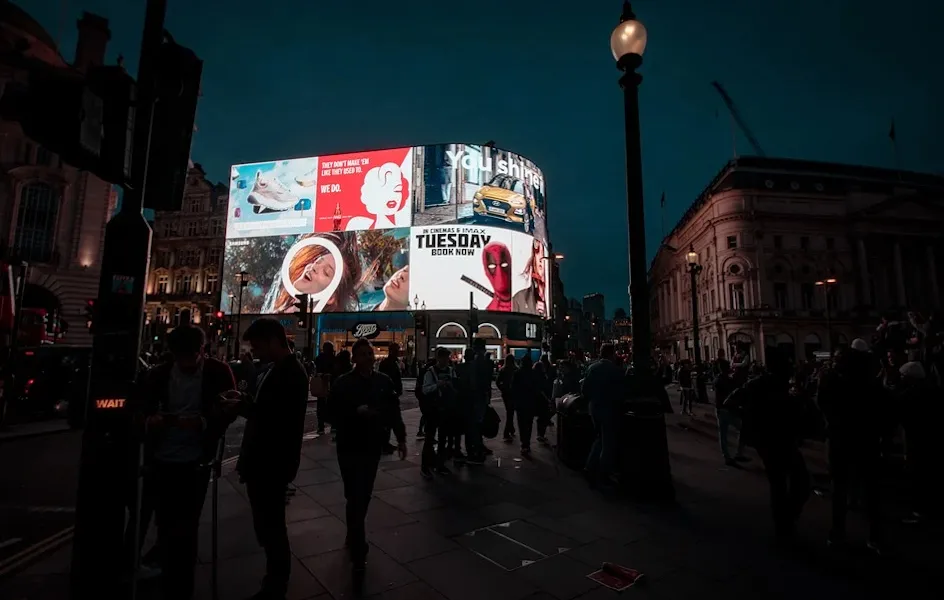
left=686, top=244, right=699, bottom=267
left=609, top=10, right=648, bottom=61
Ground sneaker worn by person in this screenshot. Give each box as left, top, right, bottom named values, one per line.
left=536, top=436, right=549, bottom=444
left=434, top=466, right=451, bottom=476
left=465, top=453, right=485, bottom=465
left=421, top=467, right=433, bottom=480
left=503, top=434, right=514, bottom=442
left=521, top=446, right=531, bottom=456
left=416, top=432, right=426, bottom=440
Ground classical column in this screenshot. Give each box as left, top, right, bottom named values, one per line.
left=927, top=244, right=941, bottom=307
left=893, top=240, right=907, bottom=307
left=675, top=269, right=684, bottom=322
left=857, top=237, right=871, bottom=307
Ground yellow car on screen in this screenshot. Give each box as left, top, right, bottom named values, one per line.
left=472, top=174, right=533, bottom=231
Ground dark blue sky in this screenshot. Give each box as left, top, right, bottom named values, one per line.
left=24, top=0, right=943, bottom=317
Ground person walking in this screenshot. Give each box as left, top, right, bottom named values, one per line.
left=726, top=347, right=810, bottom=544
left=328, top=338, right=406, bottom=580
left=140, top=325, right=238, bottom=599
left=496, top=355, right=517, bottom=441
left=512, top=355, right=543, bottom=456
left=420, top=348, right=457, bottom=478
left=231, top=319, right=310, bottom=599
left=582, top=344, right=624, bottom=486
left=378, top=343, right=403, bottom=455
left=714, top=359, right=748, bottom=466
left=313, top=342, right=336, bottom=435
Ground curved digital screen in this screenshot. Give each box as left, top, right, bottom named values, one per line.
left=221, top=143, right=550, bottom=317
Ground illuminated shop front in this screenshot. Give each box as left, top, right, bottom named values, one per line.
left=315, top=312, right=416, bottom=361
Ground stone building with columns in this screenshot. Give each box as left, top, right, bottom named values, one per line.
left=144, top=165, right=228, bottom=332
left=649, top=156, right=944, bottom=365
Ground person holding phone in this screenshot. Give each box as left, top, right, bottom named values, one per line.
left=140, top=325, right=238, bottom=600
left=327, top=338, right=406, bottom=582
left=230, top=318, right=309, bottom=600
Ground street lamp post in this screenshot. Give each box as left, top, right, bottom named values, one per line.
left=611, top=1, right=651, bottom=375
left=234, top=271, right=249, bottom=350
left=687, top=245, right=708, bottom=403
left=815, top=277, right=838, bottom=351
left=227, top=293, right=236, bottom=359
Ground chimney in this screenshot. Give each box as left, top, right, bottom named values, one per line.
left=74, top=12, right=111, bottom=72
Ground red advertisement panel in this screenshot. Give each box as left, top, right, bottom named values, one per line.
left=313, top=147, right=413, bottom=232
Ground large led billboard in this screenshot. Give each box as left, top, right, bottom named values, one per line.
left=222, top=144, right=550, bottom=317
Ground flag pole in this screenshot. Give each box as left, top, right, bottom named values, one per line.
left=889, top=118, right=901, bottom=180
left=659, top=191, right=666, bottom=240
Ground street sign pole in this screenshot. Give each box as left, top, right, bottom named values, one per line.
left=70, top=1, right=166, bottom=598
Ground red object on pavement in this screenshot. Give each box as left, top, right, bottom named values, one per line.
left=587, top=562, right=645, bottom=591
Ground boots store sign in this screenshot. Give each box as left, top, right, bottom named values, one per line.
left=350, top=322, right=382, bottom=339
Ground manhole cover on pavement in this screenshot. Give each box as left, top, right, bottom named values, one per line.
left=457, top=520, right=575, bottom=571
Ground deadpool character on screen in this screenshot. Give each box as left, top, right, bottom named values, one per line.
left=483, top=242, right=512, bottom=311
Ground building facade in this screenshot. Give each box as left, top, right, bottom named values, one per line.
left=0, top=8, right=118, bottom=346
left=144, top=165, right=228, bottom=337
left=649, top=157, right=944, bottom=365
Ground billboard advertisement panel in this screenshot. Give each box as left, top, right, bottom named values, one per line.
left=222, top=143, right=550, bottom=317
left=408, top=225, right=550, bottom=316
left=412, top=143, right=547, bottom=247
left=220, top=229, right=411, bottom=314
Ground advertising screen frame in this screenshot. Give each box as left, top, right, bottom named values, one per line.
left=222, top=143, right=551, bottom=320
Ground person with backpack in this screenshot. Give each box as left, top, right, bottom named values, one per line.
left=420, top=348, right=457, bottom=478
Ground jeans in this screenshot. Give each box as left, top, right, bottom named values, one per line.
left=421, top=412, right=448, bottom=469
left=716, top=408, right=745, bottom=460
left=316, top=397, right=327, bottom=432
left=151, top=461, right=210, bottom=600
left=585, top=413, right=618, bottom=477
left=829, top=438, right=882, bottom=542
left=502, top=395, right=516, bottom=438
left=338, top=451, right=381, bottom=562
left=246, top=478, right=292, bottom=593
left=466, top=402, right=487, bottom=456
left=757, top=443, right=810, bottom=538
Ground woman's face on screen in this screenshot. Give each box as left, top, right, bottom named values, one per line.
left=293, top=253, right=337, bottom=295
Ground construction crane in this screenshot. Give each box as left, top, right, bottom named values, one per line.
left=711, top=81, right=766, bottom=158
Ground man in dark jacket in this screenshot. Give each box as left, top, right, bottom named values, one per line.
left=582, top=344, right=624, bottom=486
left=141, top=325, right=237, bottom=599
left=726, top=347, right=809, bottom=543
left=714, top=359, right=747, bottom=466
left=232, top=319, right=309, bottom=599
left=328, top=338, right=406, bottom=580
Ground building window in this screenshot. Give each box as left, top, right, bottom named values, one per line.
left=726, top=235, right=738, bottom=249
left=207, top=247, right=222, bottom=268
left=773, top=235, right=782, bottom=249
left=189, top=196, right=203, bottom=213
left=729, top=283, right=745, bottom=310
left=14, top=183, right=59, bottom=262
left=710, top=289, right=716, bottom=311
left=206, top=272, right=218, bottom=294
left=800, top=236, right=810, bottom=250
left=212, top=219, right=224, bottom=235
left=187, top=221, right=199, bottom=237
left=774, top=282, right=788, bottom=309
left=173, top=276, right=182, bottom=292
left=162, top=221, right=177, bottom=237
left=702, top=293, right=708, bottom=314
left=157, top=274, right=169, bottom=293
left=155, top=250, right=171, bottom=268
left=182, top=274, right=192, bottom=294
left=826, top=237, right=835, bottom=250
left=801, top=282, right=814, bottom=309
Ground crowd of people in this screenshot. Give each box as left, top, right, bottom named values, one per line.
left=673, top=311, right=943, bottom=553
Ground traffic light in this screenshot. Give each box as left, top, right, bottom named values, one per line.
left=414, top=313, right=426, bottom=336
left=215, top=311, right=224, bottom=320
left=293, top=294, right=309, bottom=328
left=142, top=40, right=203, bottom=211
left=85, top=299, right=96, bottom=332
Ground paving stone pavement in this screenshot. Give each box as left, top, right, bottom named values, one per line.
left=2, top=401, right=940, bottom=600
